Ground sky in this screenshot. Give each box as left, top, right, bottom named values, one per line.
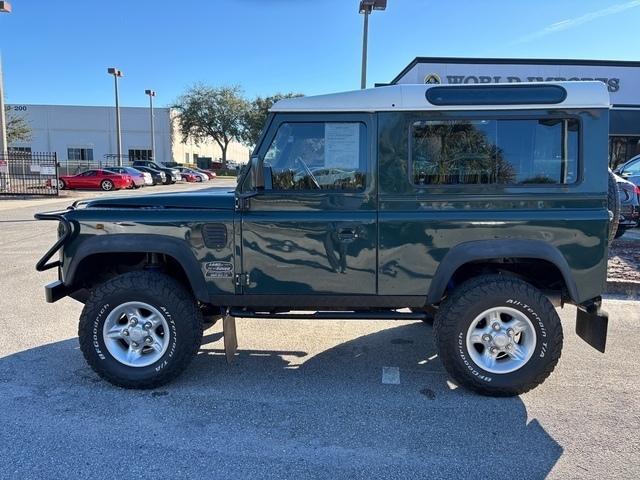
left=0, top=0, right=639, bottom=108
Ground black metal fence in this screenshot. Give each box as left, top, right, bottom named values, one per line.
left=0, top=152, right=59, bottom=196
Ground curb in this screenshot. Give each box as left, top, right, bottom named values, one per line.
left=605, top=280, right=640, bottom=300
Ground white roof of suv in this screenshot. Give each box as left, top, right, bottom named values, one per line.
left=271, top=81, right=610, bottom=113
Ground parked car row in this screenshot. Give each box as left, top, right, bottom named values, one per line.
left=54, top=162, right=217, bottom=191
left=612, top=156, right=640, bottom=238
left=614, top=172, right=640, bottom=238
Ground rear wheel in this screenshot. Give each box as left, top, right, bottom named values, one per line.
left=101, top=179, right=114, bottom=191
left=78, top=272, right=203, bottom=389
left=58, top=178, right=66, bottom=190
left=434, top=275, right=563, bottom=396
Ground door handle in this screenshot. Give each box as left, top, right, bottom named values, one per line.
left=337, top=228, right=358, bottom=240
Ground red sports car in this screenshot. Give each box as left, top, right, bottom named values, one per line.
left=58, top=169, right=133, bottom=191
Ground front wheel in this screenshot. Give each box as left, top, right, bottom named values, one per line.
left=434, top=275, right=563, bottom=396
left=78, top=272, right=203, bottom=389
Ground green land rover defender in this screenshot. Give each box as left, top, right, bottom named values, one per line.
left=36, top=82, right=613, bottom=396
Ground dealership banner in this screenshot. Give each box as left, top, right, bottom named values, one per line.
left=394, top=60, right=640, bottom=105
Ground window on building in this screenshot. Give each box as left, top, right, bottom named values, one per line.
left=410, top=118, right=579, bottom=186
left=263, top=122, right=367, bottom=191
left=193, top=153, right=199, bottom=163
left=67, top=148, right=94, bottom=161
left=185, top=153, right=190, bottom=163
left=128, top=149, right=152, bottom=161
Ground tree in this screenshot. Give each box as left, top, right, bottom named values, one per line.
left=173, top=85, right=248, bottom=166
left=241, top=93, right=303, bottom=147
left=5, top=106, right=32, bottom=144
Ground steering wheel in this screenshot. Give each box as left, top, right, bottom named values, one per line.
left=294, top=157, right=321, bottom=189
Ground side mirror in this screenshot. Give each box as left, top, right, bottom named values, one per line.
left=250, top=156, right=264, bottom=190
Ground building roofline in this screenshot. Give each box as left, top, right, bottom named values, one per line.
left=390, top=56, right=640, bottom=84
left=5, top=102, right=171, bottom=110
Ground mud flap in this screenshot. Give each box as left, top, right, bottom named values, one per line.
left=223, top=314, right=238, bottom=364
left=576, top=302, right=608, bottom=353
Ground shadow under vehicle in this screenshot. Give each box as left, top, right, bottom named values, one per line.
left=34, top=82, right=613, bottom=397
left=0, top=322, right=563, bottom=478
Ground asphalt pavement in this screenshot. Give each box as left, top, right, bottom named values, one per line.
left=0, top=184, right=638, bottom=480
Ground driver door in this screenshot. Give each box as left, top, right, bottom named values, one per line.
left=76, top=170, right=97, bottom=188
left=240, top=113, right=377, bottom=296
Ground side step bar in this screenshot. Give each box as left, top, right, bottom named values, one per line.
left=228, top=308, right=429, bottom=321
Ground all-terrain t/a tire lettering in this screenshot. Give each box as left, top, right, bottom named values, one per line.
left=78, top=271, right=203, bottom=389
left=434, top=275, right=563, bottom=396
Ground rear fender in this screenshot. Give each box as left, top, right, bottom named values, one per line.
left=427, top=239, right=579, bottom=304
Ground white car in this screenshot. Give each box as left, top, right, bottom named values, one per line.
left=140, top=171, right=153, bottom=185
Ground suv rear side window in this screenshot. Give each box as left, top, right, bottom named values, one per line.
left=264, top=122, right=367, bottom=191
left=411, top=118, right=579, bottom=185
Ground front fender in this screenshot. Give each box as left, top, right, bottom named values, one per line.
left=65, top=234, right=209, bottom=302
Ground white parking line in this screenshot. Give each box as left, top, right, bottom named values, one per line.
left=382, top=366, right=400, bottom=384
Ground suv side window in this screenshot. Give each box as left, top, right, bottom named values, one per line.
left=410, top=118, right=579, bottom=185
left=263, top=122, right=367, bottom=191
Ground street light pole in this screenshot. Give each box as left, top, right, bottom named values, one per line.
left=145, top=89, right=156, bottom=161
left=360, top=9, right=369, bottom=90
left=0, top=1, right=12, bottom=157
left=0, top=55, right=7, bottom=156
left=358, top=0, right=387, bottom=90
left=107, top=67, right=124, bottom=166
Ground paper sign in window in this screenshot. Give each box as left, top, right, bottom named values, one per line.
left=324, top=123, right=360, bottom=169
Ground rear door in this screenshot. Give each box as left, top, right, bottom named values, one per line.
left=240, top=113, right=378, bottom=296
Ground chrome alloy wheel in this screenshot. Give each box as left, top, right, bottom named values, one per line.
left=102, top=301, right=170, bottom=367
left=465, top=306, right=537, bottom=374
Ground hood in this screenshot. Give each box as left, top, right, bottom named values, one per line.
left=76, top=189, right=236, bottom=210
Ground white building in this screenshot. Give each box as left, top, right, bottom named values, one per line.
left=6, top=103, right=249, bottom=168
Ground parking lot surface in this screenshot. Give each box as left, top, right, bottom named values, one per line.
left=0, top=185, right=639, bottom=480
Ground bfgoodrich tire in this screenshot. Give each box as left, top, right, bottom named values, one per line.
left=434, top=275, right=563, bottom=397
left=78, top=271, right=203, bottom=389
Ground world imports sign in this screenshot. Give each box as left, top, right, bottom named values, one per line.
left=393, top=59, right=640, bottom=105
left=433, top=74, right=620, bottom=93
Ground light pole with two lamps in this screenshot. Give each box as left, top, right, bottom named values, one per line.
left=144, top=89, right=156, bottom=161
left=107, top=67, right=124, bottom=166
left=359, top=0, right=386, bottom=89
left=0, top=1, right=12, bottom=157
